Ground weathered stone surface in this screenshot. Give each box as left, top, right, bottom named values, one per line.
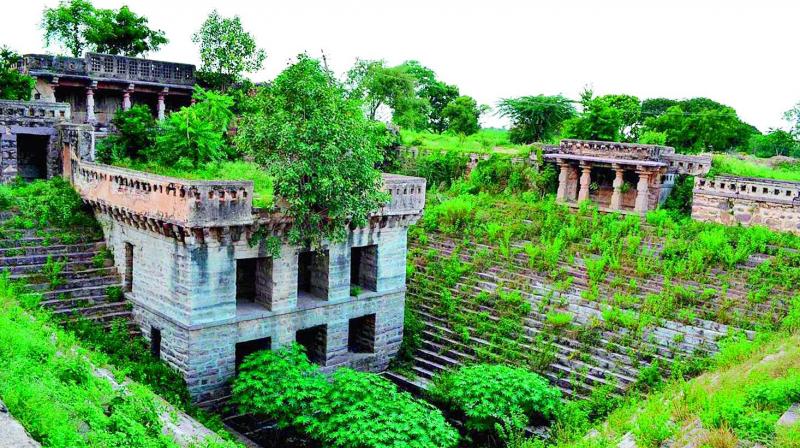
left=0, top=399, right=41, bottom=448
left=777, top=403, right=800, bottom=426
left=0, top=99, right=69, bottom=182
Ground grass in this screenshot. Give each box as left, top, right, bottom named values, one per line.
left=113, top=159, right=274, bottom=208
left=710, top=153, right=800, bottom=182
left=400, top=128, right=531, bottom=155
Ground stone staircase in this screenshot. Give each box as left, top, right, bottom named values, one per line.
left=0, top=228, right=130, bottom=327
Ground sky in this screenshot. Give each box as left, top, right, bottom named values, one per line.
left=4, top=0, right=799, bottom=132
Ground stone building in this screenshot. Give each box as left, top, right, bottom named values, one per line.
left=544, top=139, right=711, bottom=214
left=692, top=176, right=800, bottom=234
left=64, top=147, right=426, bottom=406
left=20, top=52, right=195, bottom=129
left=0, top=99, right=72, bottom=182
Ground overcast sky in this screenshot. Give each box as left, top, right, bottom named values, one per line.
left=4, top=0, right=799, bottom=131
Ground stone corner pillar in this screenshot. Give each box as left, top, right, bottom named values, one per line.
left=157, top=88, right=168, bottom=121
left=85, top=81, right=97, bottom=123
left=635, top=168, right=651, bottom=213
left=610, top=164, right=625, bottom=210
left=577, top=162, right=592, bottom=202
left=556, top=161, right=571, bottom=202
left=122, top=84, right=134, bottom=111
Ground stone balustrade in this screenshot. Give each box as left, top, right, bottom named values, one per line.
left=69, top=158, right=254, bottom=230
left=559, top=139, right=675, bottom=161
left=23, top=53, right=195, bottom=87
left=695, top=176, right=800, bottom=205
left=378, top=174, right=426, bottom=217
left=0, top=99, right=71, bottom=121
left=663, top=153, right=712, bottom=176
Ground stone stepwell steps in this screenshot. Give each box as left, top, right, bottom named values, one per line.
left=0, top=231, right=130, bottom=328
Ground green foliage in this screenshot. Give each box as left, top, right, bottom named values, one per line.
left=0, top=47, right=34, bottom=100
left=42, top=0, right=166, bottom=57
left=145, top=87, right=234, bottom=168
left=662, top=174, right=694, bottom=216
left=442, top=95, right=482, bottom=135
left=95, top=104, right=156, bottom=163
left=236, top=55, right=387, bottom=246
left=233, top=344, right=459, bottom=448
left=411, top=151, right=469, bottom=189
left=429, top=364, right=562, bottom=432
left=632, top=399, right=674, bottom=447
left=643, top=97, right=756, bottom=153
left=347, top=59, right=417, bottom=121
left=638, top=130, right=667, bottom=145
left=400, top=128, right=529, bottom=155
left=745, top=129, right=800, bottom=158
left=562, top=90, right=641, bottom=142
left=192, top=10, right=266, bottom=87
left=0, top=178, right=97, bottom=231
left=710, top=153, right=800, bottom=182
left=497, top=95, right=577, bottom=143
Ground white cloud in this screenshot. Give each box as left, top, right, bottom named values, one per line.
left=5, top=0, right=798, bottom=131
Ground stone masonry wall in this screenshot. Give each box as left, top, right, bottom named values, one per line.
left=692, top=176, right=800, bottom=235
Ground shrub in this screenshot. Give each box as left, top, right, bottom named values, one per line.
left=0, top=178, right=97, bottom=231
left=95, top=104, right=156, bottom=163
left=428, top=364, right=562, bottom=433
left=233, top=344, right=458, bottom=448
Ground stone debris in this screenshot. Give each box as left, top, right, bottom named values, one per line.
left=777, top=403, right=800, bottom=427
left=617, top=432, right=637, bottom=448
left=0, top=399, right=41, bottom=448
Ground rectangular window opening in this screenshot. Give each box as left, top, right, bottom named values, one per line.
left=296, top=324, right=327, bottom=365
left=350, top=245, right=378, bottom=294
left=124, top=242, right=134, bottom=292
left=348, top=314, right=376, bottom=353
left=235, top=337, right=272, bottom=373
left=150, top=328, right=161, bottom=359
left=297, top=250, right=329, bottom=299
left=236, top=257, right=273, bottom=307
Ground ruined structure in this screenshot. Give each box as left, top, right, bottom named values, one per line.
left=544, top=139, right=711, bottom=214
left=63, top=147, right=426, bottom=405
left=692, top=176, right=800, bottom=234
left=20, top=52, right=195, bottom=129
left=0, top=99, right=72, bottom=182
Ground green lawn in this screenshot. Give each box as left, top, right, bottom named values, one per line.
left=710, top=153, right=800, bottom=183
left=113, top=160, right=274, bottom=208
left=400, top=128, right=531, bottom=155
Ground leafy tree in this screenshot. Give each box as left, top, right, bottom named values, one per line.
left=192, top=10, right=266, bottom=89
left=95, top=104, right=156, bottom=163
left=785, top=101, right=800, bottom=138
left=145, top=87, right=234, bottom=168
left=233, top=344, right=459, bottom=448
left=346, top=59, right=417, bottom=121
left=393, top=93, right=431, bottom=130
left=236, top=55, right=387, bottom=247
left=641, top=97, right=679, bottom=118
left=85, top=6, right=167, bottom=56
left=639, top=130, right=668, bottom=145
left=0, top=47, right=34, bottom=100
left=643, top=98, right=755, bottom=153
left=425, top=80, right=460, bottom=133
left=563, top=91, right=642, bottom=142
left=497, top=95, right=576, bottom=143
left=442, top=95, right=482, bottom=135
left=746, top=130, right=799, bottom=158
left=42, top=0, right=167, bottom=57
left=428, top=364, right=562, bottom=433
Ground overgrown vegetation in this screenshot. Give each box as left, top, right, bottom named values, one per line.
left=709, top=153, right=800, bottom=182
left=233, top=344, right=459, bottom=448
left=0, top=47, right=35, bottom=100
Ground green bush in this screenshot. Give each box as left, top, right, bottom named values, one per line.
left=95, top=104, right=156, bottom=163
left=428, top=364, right=562, bottom=433
left=233, top=344, right=459, bottom=448
left=0, top=178, right=97, bottom=231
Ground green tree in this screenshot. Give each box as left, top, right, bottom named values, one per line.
left=236, top=55, right=387, bottom=247
left=425, top=80, right=460, bottom=133
left=346, top=59, right=417, bottom=121
left=641, top=97, right=679, bottom=118
left=85, top=6, right=167, bottom=56
left=442, top=95, right=482, bottom=135
left=497, top=94, right=576, bottom=143
left=95, top=104, right=156, bottom=163
left=643, top=97, right=755, bottom=153
left=785, top=101, right=800, bottom=138
left=0, top=47, right=34, bottom=100
left=746, top=130, right=799, bottom=158
left=192, top=10, right=266, bottom=89
left=145, top=87, right=234, bottom=168
left=42, top=0, right=167, bottom=57
left=562, top=91, right=641, bottom=142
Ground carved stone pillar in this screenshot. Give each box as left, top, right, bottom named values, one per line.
left=610, top=164, right=624, bottom=210
left=122, top=84, right=133, bottom=110
left=635, top=168, right=651, bottom=212
left=85, top=83, right=96, bottom=123
left=157, top=92, right=166, bottom=121
left=556, top=161, right=570, bottom=202
left=577, top=162, right=592, bottom=202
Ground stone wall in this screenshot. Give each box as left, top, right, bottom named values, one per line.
left=0, top=99, right=70, bottom=182
left=692, top=176, right=800, bottom=235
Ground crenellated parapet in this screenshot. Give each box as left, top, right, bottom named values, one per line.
left=663, top=153, right=712, bottom=176
left=0, top=99, right=71, bottom=122
left=558, top=139, right=675, bottom=162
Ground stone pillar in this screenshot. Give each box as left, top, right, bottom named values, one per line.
left=556, top=162, right=570, bottom=202
left=610, top=164, right=624, bottom=210
left=85, top=84, right=96, bottom=123
left=122, top=84, right=133, bottom=110
left=577, top=162, right=592, bottom=202
left=635, top=169, right=651, bottom=212
left=157, top=92, right=166, bottom=121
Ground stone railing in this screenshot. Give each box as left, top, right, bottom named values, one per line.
left=378, top=174, right=426, bottom=217
left=68, top=158, right=254, bottom=229
left=694, top=176, right=800, bottom=205
left=23, top=53, right=195, bottom=87
left=0, top=99, right=71, bottom=121
left=559, top=139, right=675, bottom=161
left=663, top=153, right=712, bottom=176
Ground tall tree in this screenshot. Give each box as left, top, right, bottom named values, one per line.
left=192, top=10, right=266, bottom=89
left=785, top=101, right=800, bottom=138
left=562, top=90, right=641, bottom=142
left=0, top=47, right=35, bottom=100
left=42, top=0, right=167, bottom=57
left=346, top=59, right=416, bottom=121
left=236, top=55, right=387, bottom=247
left=497, top=95, right=576, bottom=144
left=424, top=81, right=460, bottom=133
left=85, top=6, right=167, bottom=56
left=442, top=95, right=482, bottom=135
